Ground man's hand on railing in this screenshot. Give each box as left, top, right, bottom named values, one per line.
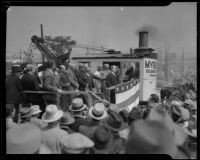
left=57, top=89, right=63, bottom=93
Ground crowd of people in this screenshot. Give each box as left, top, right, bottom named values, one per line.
left=5, top=61, right=197, bottom=157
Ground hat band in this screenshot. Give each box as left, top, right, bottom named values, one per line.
left=72, top=104, right=84, bottom=111
left=92, top=110, right=104, bottom=118
left=107, top=121, right=121, bottom=129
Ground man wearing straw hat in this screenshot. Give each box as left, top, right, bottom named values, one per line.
left=69, top=98, right=89, bottom=132
left=41, top=104, right=69, bottom=154
left=29, top=105, right=46, bottom=129
left=78, top=103, right=108, bottom=138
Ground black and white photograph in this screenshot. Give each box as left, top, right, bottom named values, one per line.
left=4, top=3, right=197, bottom=157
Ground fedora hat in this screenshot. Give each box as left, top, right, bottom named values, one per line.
left=69, top=98, right=87, bottom=112
left=42, top=104, right=63, bottom=123
left=125, top=120, right=178, bottom=157
left=30, top=105, right=42, bottom=116
left=61, top=133, right=94, bottom=154
left=128, top=107, right=143, bottom=120
left=182, top=115, right=197, bottom=138
left=6, top=124, right=41, bottom=154
left=146, top=108, right=187, bottom=146
left=89, top=103, right=107, bottom=120
left=20, top=107, right=33, bottom=118
left=11, top=65, right=21, bottom=73
left=105, top=110, right=126, bottom=132
left=60, top=112, right=75, bottom=125
left=171, top=102, right=182, bottom=117
left=92, top=125, right=115, bottom=153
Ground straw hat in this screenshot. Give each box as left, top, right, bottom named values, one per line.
left=69, top=98, right=87, bottom=112
left=60, top=112, right=75, bottom=125
left=61, top=133, right=94, bottom=154
left=6, top=124, right=41, bottom=154
left=30, top=105, right=42, bottom=116
left=89, top=103, right=107, bottom=120
left=42, top=104, right=63, bottom=123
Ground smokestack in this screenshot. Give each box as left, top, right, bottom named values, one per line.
left=139, top=31, right=148, bottom=48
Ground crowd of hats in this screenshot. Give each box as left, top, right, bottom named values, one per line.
left=6, top=92, right=197, bottom=157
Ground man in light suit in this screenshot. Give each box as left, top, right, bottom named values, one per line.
left=43, top=60, right=62, bottom=108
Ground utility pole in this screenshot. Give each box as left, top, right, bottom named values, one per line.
left=181, top=47, right=184, bottom=81
left=19, top=50, right=22, bottom=63
left=40, top=24, right=44, bottom=63
left=165, top=43, right=169, bottom=83
left=40, top=24, right=44, bottom=86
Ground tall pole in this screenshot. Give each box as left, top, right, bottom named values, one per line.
left=165, top=43, right=169, bottom=83
left=181, top=47, right=184, bottom=81
left=40, top=24, right=44, bottom=86
left=19, top=50, right=22, bottom=63
left=40, top=24, right=44, bottom=63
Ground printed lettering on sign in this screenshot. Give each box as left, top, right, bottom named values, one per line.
left=145, top=61, right=157, bottom=69
left=144, top=60, right=157, bottom=78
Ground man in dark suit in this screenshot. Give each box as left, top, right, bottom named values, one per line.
left=21, top=64, right=41, bottom=106
left=43, top=60, right=63, bottom=108
left=106, top=65, right=120, bottom=88
left=6, top=65, right=23, bottom=123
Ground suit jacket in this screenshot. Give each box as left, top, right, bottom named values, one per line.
left=65, top=68, right=79, bottom=90
left=74, top=69, right=88, bottom=91
left=21, top=73, right=41, bottom=103
left=43, top=69, right=61, bottom=101
left=41, top=125, right=69, bottom=154
left=84, top=72, right=95, bottom=90
left=106, top=72, right=120, bottom=88
left=70, top=115, right=89, bottom=132
left=58, top=68, right=70, bottom=90
left=6, top=74, right=23, bottom=104
left=125, top=67, right=139, bottom=81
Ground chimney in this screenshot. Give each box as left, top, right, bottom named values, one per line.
left=139, top=31, right=148, bottom=48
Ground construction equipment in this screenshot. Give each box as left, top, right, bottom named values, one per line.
left=31, top=35, right=72, bottom=66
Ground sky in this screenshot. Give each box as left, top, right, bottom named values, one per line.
left=6, top=3, right=197, bottom=58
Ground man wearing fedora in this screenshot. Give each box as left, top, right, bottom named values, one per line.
left=90, top=125, right=117, bottom=154
left=78, top=103, right=108, bottom=138
left=43, top=60, right=63, bottom=108
left=103, top=110, right=127, bottom=154
left=18, top=107, right=33, bottom=124
left=41, top=104, right=69, bottom=154
left=69, top=98, right=89, bottom=132
left=6, top=65, right=23, bottom=123
left=59, top=112, right=75, bottom=134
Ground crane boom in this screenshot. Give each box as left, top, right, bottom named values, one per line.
left=31, top=35, right=71, bottom=65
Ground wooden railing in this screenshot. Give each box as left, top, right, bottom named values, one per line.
left=22, top=89, right=110, bottom=108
